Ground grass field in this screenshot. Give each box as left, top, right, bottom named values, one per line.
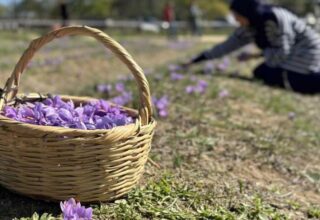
left=0, top=29, right=319, bottom=219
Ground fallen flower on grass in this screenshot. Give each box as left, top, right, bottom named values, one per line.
left=60, top=198, right=92, bottom=220
left=218, top=89, right=230, bottom=98
left=96, top=84, right=112, bottom=93
left=185, top=79, right=208, bottom=94
left=170, top=72, right=184, bottom=81
left=203, top=61, right=215, bottom=75
left=115, top=82, right=126, bottom=93
left=288, top=112, right=296, bottom=120
left=153, top=96, right=169, bottom=118
left=217, top=57, right=231, bottom=72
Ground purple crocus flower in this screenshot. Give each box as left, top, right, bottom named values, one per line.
left=196, top=80, right=208, bottom=94
left=58, top=108, right=74, bottom=122
left=153, top=96, right=169, bottom=118
left=185, top=80, right=208, bottom=94
left=4, top=106, right=17, bottom=119
left=288, top=112, right=296, bottom=120
left=218, top=89, right=230, bottom=98
left=96, top=84, right=112, bottom=93
left=203, top=62, right=215, bottom=75
left=115, top=82, right=126, bottom=93
left=170, top=72, right=184, bottom=81
left=60, top=198, right=92, bottom=220
left=185, top=85, right=195, bottom=94
left=217, top=58, right=231, bottom=72
left=155, top=96, right=169, bottom=110
left=159, top=109, right=168, bottom=118
left=112, top=91, right=132, bottom=106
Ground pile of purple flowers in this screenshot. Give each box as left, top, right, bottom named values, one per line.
left=2, top=95, right=134, bottom=130
left=153, top=96, right=169, bottom=118
left=60, top=198, right=92, bottom=220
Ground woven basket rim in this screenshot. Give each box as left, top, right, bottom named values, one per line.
left=0, top=94, right=156, bottom=135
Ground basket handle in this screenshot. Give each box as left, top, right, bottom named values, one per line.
left=0, top=26, right=152, bottom=125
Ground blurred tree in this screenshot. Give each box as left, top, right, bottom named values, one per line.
left=272, top=0, right=313, bottom=15
left=0, top=4, right=7, bottom=18
left=15, top=0, right=46, bottom=18
left=7, top=0, right=316, bottom=20
left=68, top=0, right=115, bottom=19
left=110, top=0, right=229, bottom=20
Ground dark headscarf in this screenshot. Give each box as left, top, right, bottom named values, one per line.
left=230, top=0, right=276, bottom=48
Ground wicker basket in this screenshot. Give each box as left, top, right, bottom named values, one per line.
left=0, top=26, right=156, bottom=202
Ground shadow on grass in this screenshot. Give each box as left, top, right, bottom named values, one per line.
left=0, top=185, right=60, bottom=219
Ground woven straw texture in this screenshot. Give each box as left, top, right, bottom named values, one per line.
left=0, top=26, right=156, bottom=202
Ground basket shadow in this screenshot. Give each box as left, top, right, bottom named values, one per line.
left=0, top=185, right=61, bottom=219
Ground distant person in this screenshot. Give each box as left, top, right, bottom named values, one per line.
left=163, top=2, right=176, bottom=39
left=189, top=0, right=202, bottom=36
left=182, top=0, right=320, bottom=94
left=59, top=0, right=69, bottom=27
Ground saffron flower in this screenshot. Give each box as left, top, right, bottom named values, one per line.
left=60, top=198, right=92, bottom=220
left=170, top=72, right=184, bottom=81
left=217, top=57, right=231, bottom=72
left=203, top=62, right=215, bottom=75
left=96, top=84, right=112, bottom=93
left=288, top=112, right=296, bottom=120
left=185, top=79, right=208, bottom=94
left=153, top=96, right=169, bottom=118
left=218, top=89, right=230, bottom=98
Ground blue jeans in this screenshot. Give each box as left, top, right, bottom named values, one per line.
left=254, top=64, right=320, bottom=94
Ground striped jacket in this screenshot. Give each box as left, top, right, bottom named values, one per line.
left=198, top=7, right=320, bottom=74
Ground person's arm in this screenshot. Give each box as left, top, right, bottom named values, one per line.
left=237, top=51, right=263, bottom=61
left=188, top=27, right=254, bottom=65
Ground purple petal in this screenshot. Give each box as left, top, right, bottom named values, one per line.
left=170, top=72, right=184, bottom=81
left=185, top=86, right=195, bottom=94
left=99, top=100, right=110, bottom=111
left=74, top=107, right=84, bottom=118
left=218, top=89, right=230, bottom=98
left=115, top=82, right=126, bottom=93
left=159, top=110, right=168, bottom=118
left=96, top=84, right=112, bottom=93
left=58, top=109, right=73, bottom=122
left=4, top=106, right=18, bottom=118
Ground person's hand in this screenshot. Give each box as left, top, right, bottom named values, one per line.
left=237, top=52, right=253, bottom=62
left=178, top=61, right=192, bottom=70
